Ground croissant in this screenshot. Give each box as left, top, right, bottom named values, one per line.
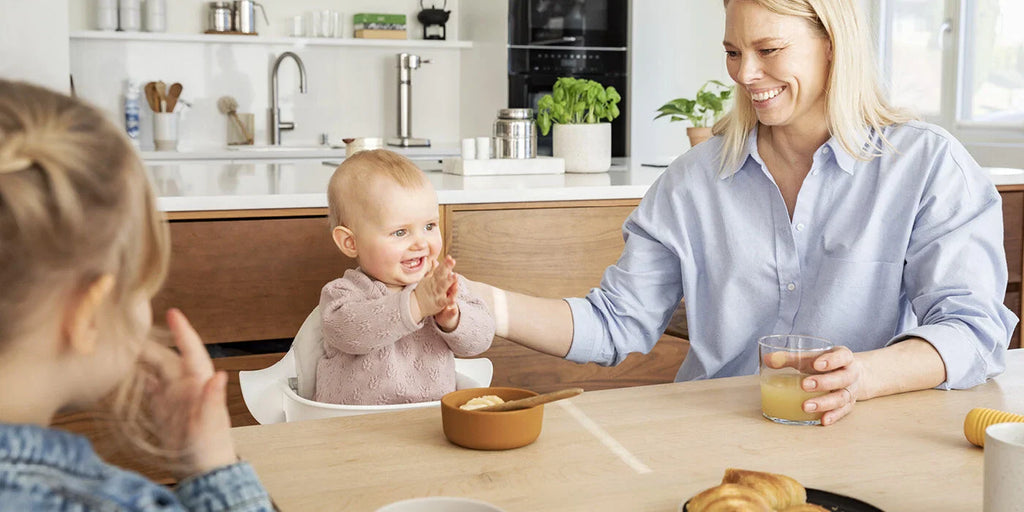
left=686, top=483, right=773, bottom=512
left=721, top=468, right=807, bottom=510
left=780, top=505, right=829, bottom=512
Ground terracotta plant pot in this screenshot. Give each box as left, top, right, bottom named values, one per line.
left=687, top=126, right=713, bottom=147
left=553, top=123, right=612, bottom=173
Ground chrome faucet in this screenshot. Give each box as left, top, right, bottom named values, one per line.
left=270, top=51, right=308, bottom=145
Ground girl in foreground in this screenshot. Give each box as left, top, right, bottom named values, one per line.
left=0, top=80, right=273, bottom=510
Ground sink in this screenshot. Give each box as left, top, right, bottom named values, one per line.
left=227, top=145, right=339, bottom=151
left=988, top=167, right=1024, bottom=176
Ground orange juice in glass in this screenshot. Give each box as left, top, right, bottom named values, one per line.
left=758, top=334, right=833, bottom=425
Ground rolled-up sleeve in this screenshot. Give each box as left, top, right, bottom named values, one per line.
left=894, top=143, right=1017, bottom=389
left=566, top=173, right=685, bottom=366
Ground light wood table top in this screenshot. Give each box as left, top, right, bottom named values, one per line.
left=232, top=349, right=1024, bottom=511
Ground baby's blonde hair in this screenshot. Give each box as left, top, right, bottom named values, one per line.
left=327, top=148, right=429, bottom=229
left=0, top=80, right=170, bottom=444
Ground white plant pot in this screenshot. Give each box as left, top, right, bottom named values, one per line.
left=552, top=123, right=612, bottom=173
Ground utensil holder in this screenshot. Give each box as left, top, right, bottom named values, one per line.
left=153, top=112, right=178, bottom=151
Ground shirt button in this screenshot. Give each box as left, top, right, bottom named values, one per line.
left=787, top=282, right=796, bottom=291
left=796, top=223, right=805, bottom=231
left=823, top=146, right=830, bottom=154
left=811, top=169, right=819, bottom=176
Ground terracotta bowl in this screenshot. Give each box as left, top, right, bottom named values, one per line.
left=440, top=387, right=543, bottom=450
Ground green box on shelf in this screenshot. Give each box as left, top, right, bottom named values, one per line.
left=353, top=13, right=407, bottom=26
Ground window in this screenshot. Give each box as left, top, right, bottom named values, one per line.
left=874, top=0, right=1024, bottom=140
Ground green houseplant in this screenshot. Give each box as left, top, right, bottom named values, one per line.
left=536, top=77, right=622, bottom=173
left=655, top=79, right=734, bottom=147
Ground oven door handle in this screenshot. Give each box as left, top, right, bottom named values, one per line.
left=529, top=36, right=578, bottom=45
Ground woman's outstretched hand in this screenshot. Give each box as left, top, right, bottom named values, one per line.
left=140, top=308, right=237, bottom=477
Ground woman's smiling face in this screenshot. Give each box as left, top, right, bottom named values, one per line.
left=723, top=0, right=832, bottom=132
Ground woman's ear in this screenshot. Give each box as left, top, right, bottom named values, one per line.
left=62, top=274, right=115, bottom=355
left=332, top=225, right=359, bottom=259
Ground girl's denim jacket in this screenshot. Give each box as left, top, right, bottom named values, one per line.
left=0, top=423, right=274, bottom=511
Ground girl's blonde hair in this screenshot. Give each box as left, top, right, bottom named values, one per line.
left=714, top=0, right=916, bottom=175
left=327, top=148, right=428, bottom=229
left=0, top=79, right=170, bottom=435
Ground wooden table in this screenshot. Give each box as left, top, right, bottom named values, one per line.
left=232, top=350, right=1024, bottom=511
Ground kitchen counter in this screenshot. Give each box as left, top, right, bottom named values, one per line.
left=141, top=142, right=461, bottom=162
left=146, top=157, right=1024, bottom=213
left=148, top=158, right=667, bottom=212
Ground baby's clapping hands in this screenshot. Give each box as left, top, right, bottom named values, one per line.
left=412, top=255, right=461, bottom=331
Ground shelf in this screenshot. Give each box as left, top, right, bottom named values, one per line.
left=69, top=30, right=473, bottom=49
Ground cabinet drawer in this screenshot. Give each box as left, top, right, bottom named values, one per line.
left=153, top=216, right=352, bottom=344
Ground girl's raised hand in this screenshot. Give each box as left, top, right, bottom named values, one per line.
left=140, top=308, right=237, bottom=477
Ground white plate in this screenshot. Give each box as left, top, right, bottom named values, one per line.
left=375, top=497, right=505, bottom=512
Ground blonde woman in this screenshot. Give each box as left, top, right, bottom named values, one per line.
left=470, top=0, right=1016, bottom=426
left=0, top=80, right=273, bottom=509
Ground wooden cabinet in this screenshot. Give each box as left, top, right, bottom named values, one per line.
left=152, top=209, right=352, bottom=344
left=444, top=200, right=689, bottom=394
left=1000, top=189, right=1023, bottom=349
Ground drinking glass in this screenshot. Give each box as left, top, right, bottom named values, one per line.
left=758, top=334, right=833, bottom=425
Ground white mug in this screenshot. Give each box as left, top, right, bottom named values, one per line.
left=984, top=422, right=1024, bottom=511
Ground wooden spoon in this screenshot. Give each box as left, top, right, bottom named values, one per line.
left=155, top=81, right=167, bottom=112
left=477, top=388, right=583, bottom=412
left=143, top=82, right=160, bottom=112
left=165, top=82, right=183, bottom=112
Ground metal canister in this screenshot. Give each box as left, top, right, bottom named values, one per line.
left=493, top=108, right=537, bottom=159
left=208, top=1, right=233, bottom=32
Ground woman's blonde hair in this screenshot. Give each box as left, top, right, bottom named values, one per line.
left=0, top=80, right=170, bottom=439
left=327, top=148, right=428, bottom=229
left=714, top=0, right=916, bottom=175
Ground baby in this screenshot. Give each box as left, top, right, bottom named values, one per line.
left=315, top=149, right=495, bottom=405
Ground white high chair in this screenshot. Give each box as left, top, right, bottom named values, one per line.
left=238, top=305, right=494, bottom=424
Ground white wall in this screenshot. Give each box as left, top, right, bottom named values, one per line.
left=66, top=0, right=483, bottom=150
left=458, top=0, right=508, bottom=140
left=0, top=0, right=71, bottom=92
left=629, top=0, right=728, bottom=163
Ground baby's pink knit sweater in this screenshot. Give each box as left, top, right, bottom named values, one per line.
left=314, top=268, right=495, bottom=405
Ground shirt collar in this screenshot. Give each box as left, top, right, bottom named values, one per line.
left=723, top=125, right=859, bottom=179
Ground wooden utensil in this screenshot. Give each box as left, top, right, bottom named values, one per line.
left=144, top=81, right=160, bottom=112
left=165, top=82, right=183, bottom=112
left=477, top=388, right=583, bottom=412
left=217, top=96, right=253, bottom=144
left=155, top=81, right=167, bottom=112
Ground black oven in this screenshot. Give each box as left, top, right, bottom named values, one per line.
left=508, top=0, right=629, bottom=157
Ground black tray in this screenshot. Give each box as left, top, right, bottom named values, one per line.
left=682, top=488, right=884, bottom=512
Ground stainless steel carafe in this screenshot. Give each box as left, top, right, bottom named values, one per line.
left=233, top=0, right=268, bottom=35
left=493, top=108, right=537, bottom=159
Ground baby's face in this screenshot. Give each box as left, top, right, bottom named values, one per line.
left=351, top=179, right=442, bottom=288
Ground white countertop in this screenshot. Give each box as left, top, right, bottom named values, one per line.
left=148, top=158, right=668, bottom=212
left=146, top=157, right=1024, bottom=213
left=141, top=143, right=461, bottom=162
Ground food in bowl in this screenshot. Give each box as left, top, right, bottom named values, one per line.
left=441, top=387, right=542, bottom=450
left=459, top=395, right=505, bottom=410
